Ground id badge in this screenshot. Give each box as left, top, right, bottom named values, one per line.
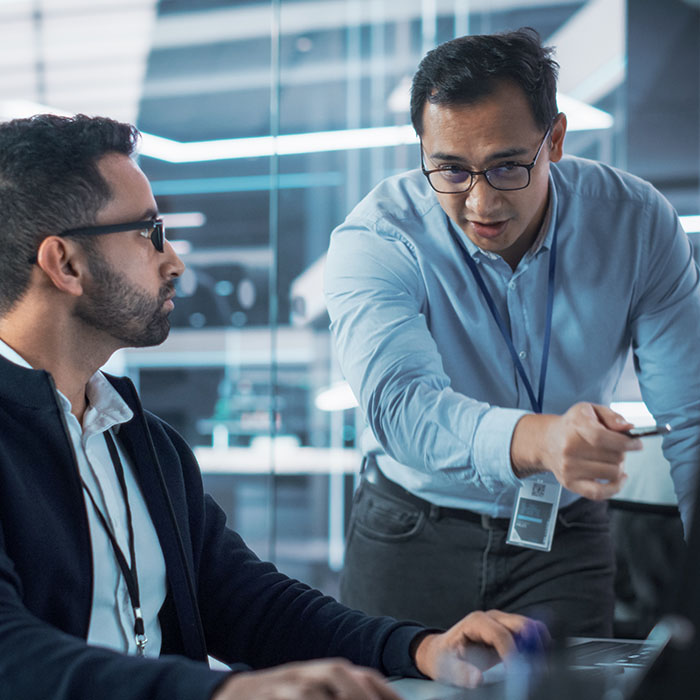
left=506, top=474, right=562, bottom=552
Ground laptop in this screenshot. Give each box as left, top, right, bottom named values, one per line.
left=391, top=626, right=672, bottom=700
left=391, top=475, right=700, bottom=700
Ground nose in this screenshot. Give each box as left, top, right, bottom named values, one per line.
left=464, top=173, right=502, bottom=218
left=162, top=239, right=186, bottom=279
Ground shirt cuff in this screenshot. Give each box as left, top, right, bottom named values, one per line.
left=472, top=407, right=530, bottom=489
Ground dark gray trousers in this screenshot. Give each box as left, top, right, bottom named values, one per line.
left=340, top=476, right=615, bottom=636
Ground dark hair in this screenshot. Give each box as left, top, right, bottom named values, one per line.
left=410, top=27, right=559, bottom=135
left=0, top=113, right=139, bottom=314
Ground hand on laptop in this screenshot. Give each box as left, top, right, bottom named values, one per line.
left=511, top=402, right=641, bottom=499
left=413, top=610, right=549, bottom=688
left=212, top=658, right=403, bottom=700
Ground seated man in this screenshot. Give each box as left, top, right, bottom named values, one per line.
left=0, top=114, right=546, bottom=700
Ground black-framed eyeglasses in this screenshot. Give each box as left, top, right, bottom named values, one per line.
left=420, top=125, right=553, bottom=195
left=57, top=217, right=165, bottom=252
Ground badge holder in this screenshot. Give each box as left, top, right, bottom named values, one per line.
left=506, top=474, right=562, bottom=552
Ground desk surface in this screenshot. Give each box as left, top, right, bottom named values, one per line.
left=390, top=665, right=507, bottom=700
left=390, top=660, right=642, bottom=700
left=390, top=677, right=514, bottom=700
left=390, top=678, right=462, bottom=699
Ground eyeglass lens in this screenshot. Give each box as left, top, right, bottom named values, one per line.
left=427, top=165, right=530, bottom=193
left=150, top=220, right=164, bottom=252
left=140, top=220, right=164, bottom=252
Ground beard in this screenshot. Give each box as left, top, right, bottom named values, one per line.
left=73, top=251, right=175, bottom=348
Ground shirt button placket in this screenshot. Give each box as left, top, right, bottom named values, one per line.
left=506, top=275, right=529, bottom=408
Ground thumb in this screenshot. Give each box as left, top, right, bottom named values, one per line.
left=591, top=403, right=633, bottom=432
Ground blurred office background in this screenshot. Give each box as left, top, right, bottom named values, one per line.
left=1, top=0, right=698, bottom=618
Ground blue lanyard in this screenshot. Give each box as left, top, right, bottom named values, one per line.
left=455, top=229, right=558, bottom=414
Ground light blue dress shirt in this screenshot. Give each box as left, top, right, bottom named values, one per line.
left=325, top=156, right=700, bottom=528
left=0, top=340, right=167, bottom=657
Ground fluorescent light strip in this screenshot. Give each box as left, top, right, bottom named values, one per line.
left=1, top=95, right=613, bottom=165
left=160, top=212, right=207, bottom=229
left=680, top=216, right=700, bottom=234
left=141, top=125, right=418, bottom=163
left=138, top=97, right=612, bottom=163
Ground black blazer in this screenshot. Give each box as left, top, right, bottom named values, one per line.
left=0, top=356, right=424, bottom=700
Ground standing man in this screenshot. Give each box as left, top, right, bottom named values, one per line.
left=0, top=114, right=545, bottom=700
left=325, top=28, right=700, bottom=635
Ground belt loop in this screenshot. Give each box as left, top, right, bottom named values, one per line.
left=429, top=504, right=441, bottom=520
left=362, top=451, right=379, bottom=475
left=359, top=455, right=368, bottom=475
left=481, top=514, right=492, bottom=529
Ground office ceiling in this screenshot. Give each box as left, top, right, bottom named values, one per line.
left=0, top=0, right=698, bottom=332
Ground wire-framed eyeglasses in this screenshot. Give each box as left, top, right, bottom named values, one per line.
left=421, top=125, right=553, bottom=195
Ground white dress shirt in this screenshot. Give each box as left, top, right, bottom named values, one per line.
left=0, top=339, right=167, bottom=657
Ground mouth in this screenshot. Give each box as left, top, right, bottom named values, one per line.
left=468, top=219, right=508, bottom=239
left=161, top=287, right=176, bottom=311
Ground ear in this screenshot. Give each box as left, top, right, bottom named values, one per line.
left=548, top=112, right=567, bottom=163
left=35, top=236, right=87, bottom=298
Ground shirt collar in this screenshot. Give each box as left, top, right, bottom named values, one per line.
left=0, top=337, right=133, bottom=432
left=530, top=171, right=558, bottom=257
left=83, top=372, right=134, bottom=436
left=0, top=337, right=32, bottom=368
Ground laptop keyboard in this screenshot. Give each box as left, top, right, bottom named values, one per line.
left=570, top=640, right=655, bottom=667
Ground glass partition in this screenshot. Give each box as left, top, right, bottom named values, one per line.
left=0, top=0, right=697, bottom=599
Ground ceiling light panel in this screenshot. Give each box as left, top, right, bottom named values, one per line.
left=0, top=16, right=34, bottom=72
left=0, top=0, right=157, bottom=124
left=152, top=0, right=581, bottom=49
